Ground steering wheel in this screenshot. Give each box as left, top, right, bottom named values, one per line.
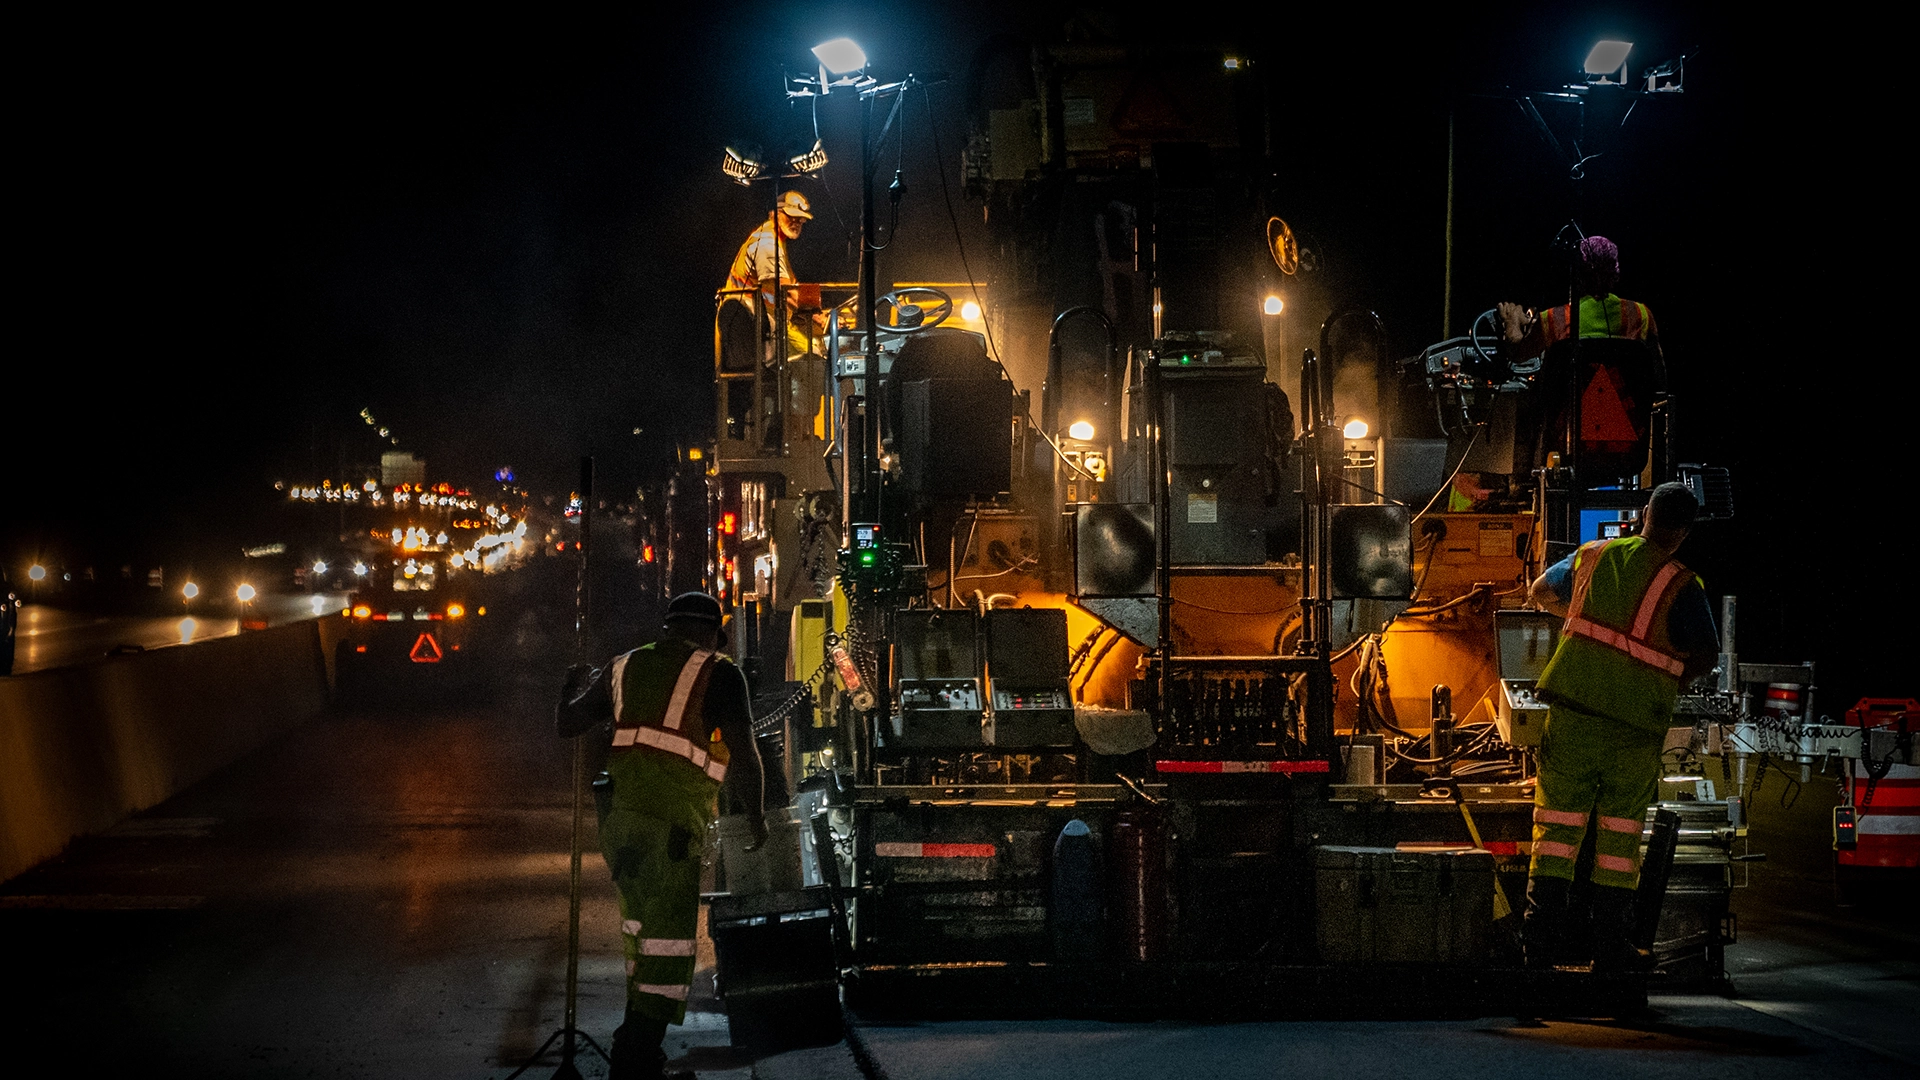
left=1469, top=307, right=1503, bottom=373
left=872, top=287, right=953, bottom=334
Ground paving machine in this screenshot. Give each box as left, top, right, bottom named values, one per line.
left=678, top=38, right=1912, bottom=1035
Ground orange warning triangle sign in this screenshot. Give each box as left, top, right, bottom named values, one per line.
left=409, top=633, right=443, bottom=663
left=1579, top=364, right=1640, bottom=447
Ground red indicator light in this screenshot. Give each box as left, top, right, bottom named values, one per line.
left=720, top=512, right=737, bottom=535
left=642, top=544, right=656, bottom=563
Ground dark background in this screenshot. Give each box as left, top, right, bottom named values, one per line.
left=10, top=5, right=1902, bottom=711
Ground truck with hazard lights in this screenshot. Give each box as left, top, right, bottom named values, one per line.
left=671, top=35, right=1914, bottom=1035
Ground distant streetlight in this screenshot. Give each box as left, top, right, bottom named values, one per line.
left=1264, top=295, right=1285, bottom=316
left=236, top=584, right=257, bottom=603
left=28, top=564, right=46, bottom=581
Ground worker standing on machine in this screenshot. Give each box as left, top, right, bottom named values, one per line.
left=717, top=189, right=816, bottom=370
left=1497, top=234, right=1661, bottom=360
left=1523, top=483, right=1717, bottom=971
left=558, top=592, right=766, bottom=1080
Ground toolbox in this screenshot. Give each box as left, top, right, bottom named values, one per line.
left=708, top=886, right=843, bottom=1054
left=1314, top=846, right=1493, bottom=965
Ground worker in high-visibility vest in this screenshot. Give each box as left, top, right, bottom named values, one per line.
left=1523, top=482, right=1717, bottom=971
left=559, top=591, right=765, bottom=1080
left=1497, top=235, right=1661, bottom=361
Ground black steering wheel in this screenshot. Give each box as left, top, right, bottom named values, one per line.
left=1469, top=307, right=1503, bottom=373
left=872, top=287, right=953, bottom=334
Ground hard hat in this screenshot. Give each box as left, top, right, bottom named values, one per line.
left=777, top=190, right=813, bottom=221
left=664, top=591, right=728, bottom=646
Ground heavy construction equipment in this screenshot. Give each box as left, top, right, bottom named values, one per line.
left=673, top=37, right=1910, bottom=1031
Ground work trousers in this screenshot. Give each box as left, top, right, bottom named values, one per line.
left=600, top=806, right=705, bottom=1024
left=1528, top=703, right=1663, bottom=890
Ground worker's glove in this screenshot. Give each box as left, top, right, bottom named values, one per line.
left=560, top=663, right=599, bottom=704
left=1496, top=302, right=1534, bottom=344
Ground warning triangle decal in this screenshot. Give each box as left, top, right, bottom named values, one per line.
left=410, top=633, right=443, bottom=663
left=1579, top=364, right=1641, bottom=449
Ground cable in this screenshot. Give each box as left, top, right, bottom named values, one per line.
left=919, top=85, right=1092, bottom=481
left=1411, top=423, right=1484, bottom=524
left=1171, top=597, right=1297, bottom=616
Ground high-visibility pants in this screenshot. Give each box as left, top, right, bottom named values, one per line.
left=1529, top=703, right=1664, bottom=890
left=599, top=807, right=705, bottom=1024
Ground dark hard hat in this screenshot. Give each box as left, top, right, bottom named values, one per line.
left=664, top=592, right=726, bottom=645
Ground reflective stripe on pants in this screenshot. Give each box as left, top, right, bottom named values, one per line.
left=1529, top=703, right=1664, bottom=890
left=600, top=808, right=705, bottom=1024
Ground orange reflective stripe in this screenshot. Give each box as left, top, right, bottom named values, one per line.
left=1565, top=616, right=1685, bottom=675
left=1534, top=807, right=1589, bottom=827
left=1533, top=840, right=1580, bottom=859
left=662, top=650, right=715, bottom=731
left=616, top=725, right=729, bottom=783
left=1595, top=853, right=1636, bottom=873
left=1632, top=563, right=1684, bottom=639
left=1599, top=815, right=1642, bottom=834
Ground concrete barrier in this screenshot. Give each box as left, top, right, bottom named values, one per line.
left=0, top=617, right=342, bottom=884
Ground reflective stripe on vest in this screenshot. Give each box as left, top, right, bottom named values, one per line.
left=1563, top=539, right=1687, bottom=677
left=609, top=649, right=727, bottom=782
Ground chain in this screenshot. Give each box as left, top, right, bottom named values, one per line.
left=752, top=654, right=835, bottom=736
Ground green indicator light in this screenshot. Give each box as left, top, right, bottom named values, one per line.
left=860, top=551, right=876, bottom=565
left=1180, top=355, right=1191, bottom=365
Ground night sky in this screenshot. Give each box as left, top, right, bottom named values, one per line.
left=12, top=6, right=1906, bottom=711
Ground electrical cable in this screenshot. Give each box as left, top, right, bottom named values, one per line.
left=919, top=85, right=1092, bottom=481
left=1410, top=423, right=1484, bottom=524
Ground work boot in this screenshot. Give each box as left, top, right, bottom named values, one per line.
left=609, top=1017, right=692, bottom=1080
left=1520, top=875, right=1570, bottom=970
left=1588, top=884, right=1652, bottom=974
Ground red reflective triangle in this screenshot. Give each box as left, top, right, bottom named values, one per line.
left=1580, top=364, right=1640, bottom=445
left=410, top=633, right=443, bottom=663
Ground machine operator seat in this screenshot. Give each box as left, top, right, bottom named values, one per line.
left=1521, top=335, right=1666, bottom=488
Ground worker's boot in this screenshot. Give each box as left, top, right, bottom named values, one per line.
left=1588, top=884, right=1652, bottom=974
left=1520, top=875, right=1570, bottom=970
left=609, top=1016, right=693, bottom=1080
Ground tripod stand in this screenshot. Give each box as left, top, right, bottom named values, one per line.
left=506, top=455, right=608, bottom=1079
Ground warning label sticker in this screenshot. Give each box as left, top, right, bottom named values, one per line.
left=1479, top=521, right=1514, bottom=557
left=1188, top=493, right=1218, bottom=523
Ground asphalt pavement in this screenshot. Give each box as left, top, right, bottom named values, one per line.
left=2, top=630, right=1913, bottom=1079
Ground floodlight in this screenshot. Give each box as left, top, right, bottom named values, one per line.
left=788, top=139, right=829, bottom=175
left=1583, top=40, right=1632, bottom=84
left=960, top=300, right=982, bottom=321
left=722, top=145, right=765, bottom=186
left=812, top=37, right=867, bottom=75
left=1068, top=421, right=1096, bottom=441
left=1343, top=418, right=1370, bottom=440
left=1264, top=295, right=1285, bottom=316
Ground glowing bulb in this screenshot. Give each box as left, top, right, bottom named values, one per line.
left=960, top=300, right=982, bottom=321
left=182, top=582, right=199, bottom=600
left=1264, top=295, right=1284, bottom=316
left=312, top=561, right=328, bottom=575
left=1067, top=420, right=1096, bottom=441
left=28, top=564, right=46, bottom=581
left=236, top=584, right=257, bottom=602
left=1343, top=418, right=1370, bottom=439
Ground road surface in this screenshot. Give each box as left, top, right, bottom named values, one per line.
left=2, top=624, right=1913, bottom=1078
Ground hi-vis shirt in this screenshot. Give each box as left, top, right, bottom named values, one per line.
left=720, top=218, right=792, bottom=314
left=609, top=640, right=740, bottom=784
left=1536, top=536, right=1716, bottom=734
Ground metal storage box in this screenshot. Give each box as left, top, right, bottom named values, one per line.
left=709, top=887, right=842, bottom=1055
left=1314, top=846, right=1493, bottom=965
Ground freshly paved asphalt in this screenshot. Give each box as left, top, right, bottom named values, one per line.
left=2, top=616, right=1913, bottom=1078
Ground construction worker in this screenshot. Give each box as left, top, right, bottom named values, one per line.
left=1497, top=235, right=1661, bottom=360
left=717, top=189, right=815, bottom=371
left=1522, top=482, right=1717, bottom=971
left=558, top=591, right=766, bottom=1080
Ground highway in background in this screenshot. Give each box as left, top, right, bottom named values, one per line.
left=8, top=593, right=349, bottom=675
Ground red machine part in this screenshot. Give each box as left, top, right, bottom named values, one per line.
left=1840, top=698, right=1918, bottom=869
